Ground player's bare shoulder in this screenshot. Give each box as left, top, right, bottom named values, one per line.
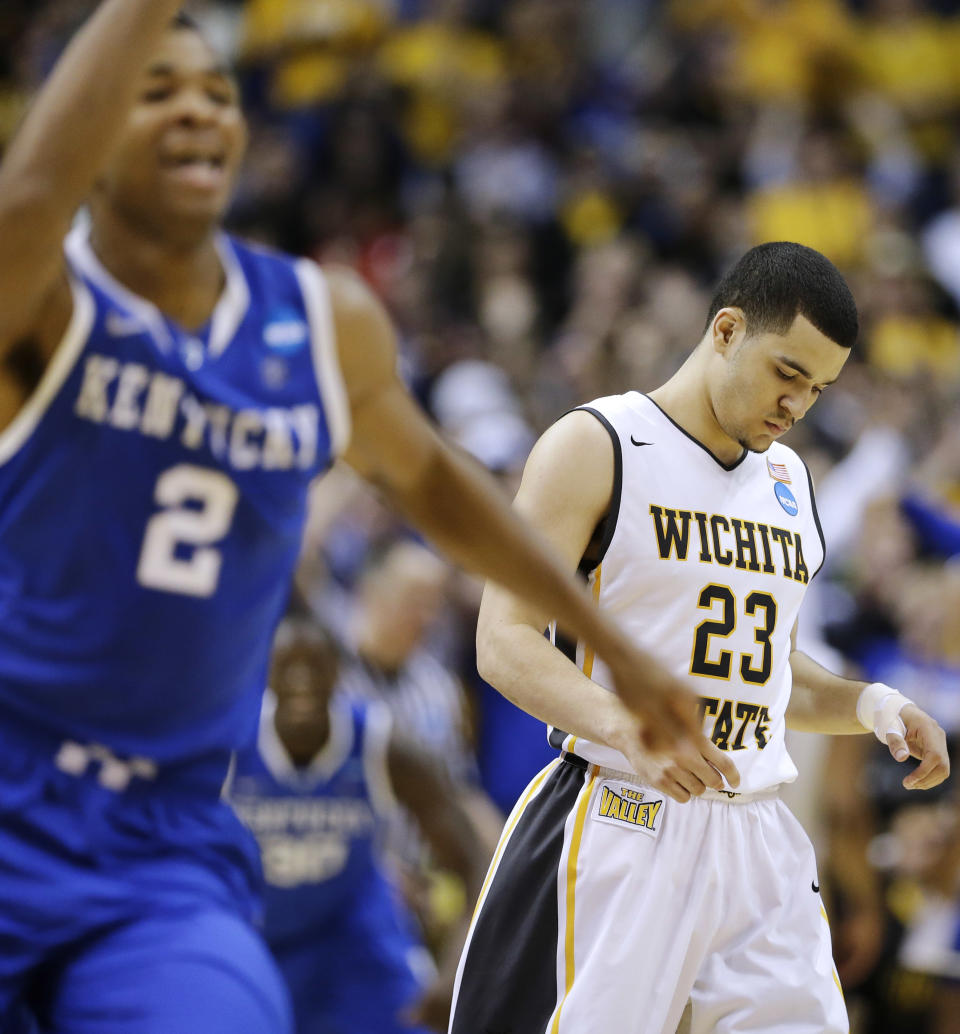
left=322, top=263, right=397, bottom=411
left=514, top=408, right=617, bottom=537
left=0, top=271, right=74, bottom=433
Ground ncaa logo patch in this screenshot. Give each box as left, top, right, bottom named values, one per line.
left=263, top=307, right=309, bottom=354
left=774, top=481, right=799, bottom=517
left=593, top=779, right=664, bottom=840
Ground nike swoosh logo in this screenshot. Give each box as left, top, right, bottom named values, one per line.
left=105, top=311, right=146, bottom=337
left=812, top=880, right=820, bottom=893
left=630, top=437, right=653, bottom=447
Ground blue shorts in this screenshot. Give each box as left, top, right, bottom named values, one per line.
left=0, top=712, right=292, bottom=1034
left=271, top=876, right=433, bottom=1034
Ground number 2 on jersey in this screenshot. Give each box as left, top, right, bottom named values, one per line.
left=690, top=584, right=777, bottom=685
left=137, top=464, right=239, bottom=598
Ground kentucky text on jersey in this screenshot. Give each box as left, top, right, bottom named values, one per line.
left=233, top=796, right=376, bottom=888
left=233, top=797, right=375, bottom=835
left=648, top=504, right=810, bottom=583
left=74, top=354, right=320, bottom=472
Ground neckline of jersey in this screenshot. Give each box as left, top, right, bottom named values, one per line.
left=641, top=393, right=749, bottom=472
left=65, top=217, right=250, bottom=361
left=257, top=689, right=355, bottom=786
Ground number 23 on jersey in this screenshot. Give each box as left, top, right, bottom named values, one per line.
left=689, top=582, right=777, bottom=751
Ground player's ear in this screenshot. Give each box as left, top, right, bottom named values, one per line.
left=711, top=307, right=744, bottom=358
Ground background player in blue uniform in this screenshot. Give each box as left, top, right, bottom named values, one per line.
left=231, top=617, right=494, bottom=1034
left=0, top=2, right=726, bottom=1031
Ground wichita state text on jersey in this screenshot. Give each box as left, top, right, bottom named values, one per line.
left=647, top=505, right=810, bottom=582
left=548, top=392, right=825, bottom=794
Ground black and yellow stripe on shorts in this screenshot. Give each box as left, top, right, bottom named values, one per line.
left=450, top=756, right=594, bottom=1034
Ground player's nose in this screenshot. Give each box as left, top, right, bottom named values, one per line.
left=778, top=392, right=802, bottom=423
left=171, top=88, right=221, bottom=126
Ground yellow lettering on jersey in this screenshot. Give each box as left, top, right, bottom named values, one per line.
left=793, top=535, right=809, bottom=584
left=733, top=702, right=760, bottom=750
left=731, top=518, right=761, bottom=572
left=699, top=695, right=769, bottom=752
left=653, top=504, right=808, bottom=584
left=693, top=511, right=712, bottom=563
left=755, top=522, right=776, bottom=573
left=649, top=505, right=692, bottom=560
left=699, top=696, right=720, bottom=722
left=769, top=526, right=793, bottom=579
left=712, top=699, right=734, bottom=750
left=709, top=515, right=733, bottom=565
left=755, top=706, right=771, bottom=748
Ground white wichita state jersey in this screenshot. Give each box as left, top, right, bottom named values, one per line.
left=549, top=392, right=825, bottom=794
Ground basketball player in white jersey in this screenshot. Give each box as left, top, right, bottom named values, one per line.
left=449, top=243, right=950, bottom=1034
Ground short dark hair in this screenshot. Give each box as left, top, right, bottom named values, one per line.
left=703, top=242, right=859, bottom=350
left=273, top=616, right=339, bottom=657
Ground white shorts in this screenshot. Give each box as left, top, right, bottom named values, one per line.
left=449, top=756, right=848, bottom=1034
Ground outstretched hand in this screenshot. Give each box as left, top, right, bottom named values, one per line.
left=887, top=703, right=950, bottom=791
left=604, top=643, right=709, bottom=755
left=639, top=736, right=742, bottom=803
left=618, top=730, right=741, bottom=804
left=604, top=687, right=741, bottom=803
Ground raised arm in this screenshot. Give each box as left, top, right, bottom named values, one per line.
left=0, top=0, right=185, bottom=412
left=328, top=266, right=701, bottom=752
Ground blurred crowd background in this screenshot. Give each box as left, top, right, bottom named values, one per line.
left=5, top=1, right=960, bottom=1031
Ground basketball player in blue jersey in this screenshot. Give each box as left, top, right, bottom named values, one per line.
left=0, top=2, right=734, bottom=1031
left=231, top=619, right=494, bottom=1034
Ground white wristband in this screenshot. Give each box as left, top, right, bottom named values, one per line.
left=856, top=682, right=911, bottom=744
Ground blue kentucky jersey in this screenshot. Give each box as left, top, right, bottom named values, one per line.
left=230, top=694, right=398, bottom=946
left=0, top=222, right=350, bottom=765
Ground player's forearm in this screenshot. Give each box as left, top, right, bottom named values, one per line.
left=388, top=440, right=638, bottom=677
left=413, top=789, right=491, bottom=993
left=476, top=587, right=633, bottom=752
left=0, top=0, right=183, bottom=329
left=4, top=0, right=183, bottom=197
left=389, top=743, right=493, bottom=901
left=787, top=651, right=866, bottom=734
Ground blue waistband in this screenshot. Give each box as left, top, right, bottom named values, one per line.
left=0, top=704, right=233, bottom=801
